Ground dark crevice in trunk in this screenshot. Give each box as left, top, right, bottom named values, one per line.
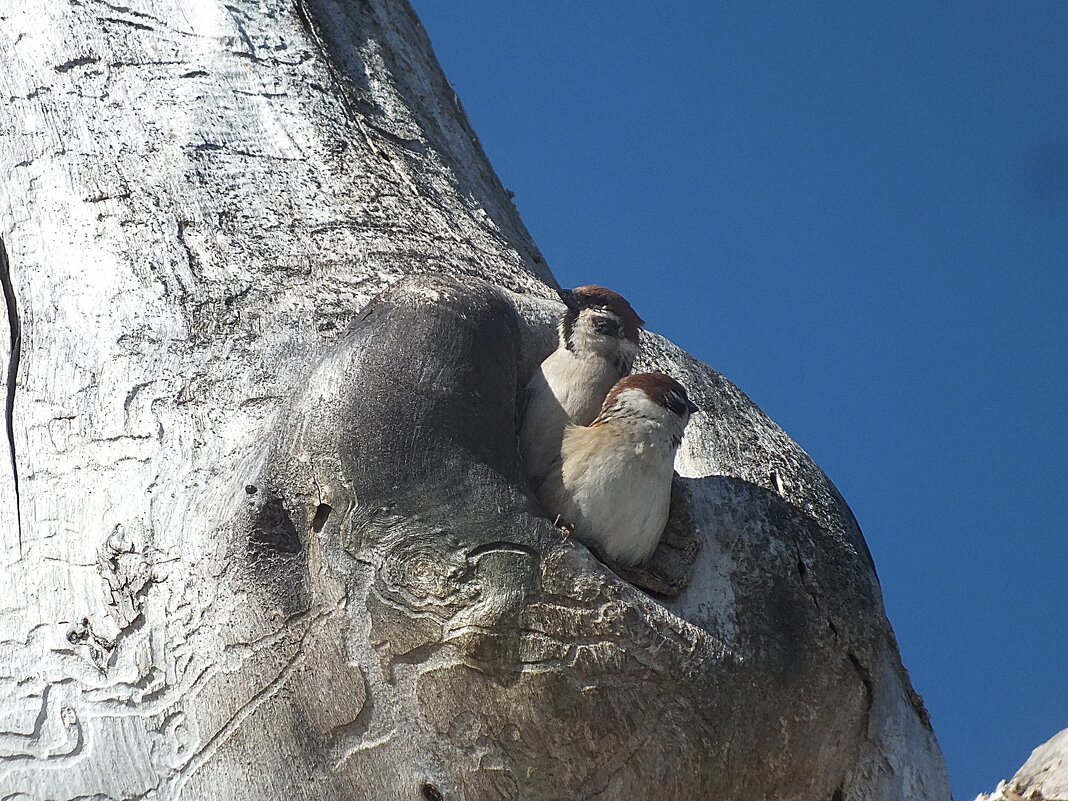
left=846, top=651, right=874, bottom=720
left=291, top=0, right=364, bottom=128
left=0, top=237, right=22, bottom=553
left=311, top=502, right=332, bottom=532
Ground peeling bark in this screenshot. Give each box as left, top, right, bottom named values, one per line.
left=0, top=2, right=950, bottom=799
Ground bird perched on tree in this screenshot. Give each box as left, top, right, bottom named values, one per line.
left=537, top=372, right=698, bottom=567
left=519, top=285, right=644, bottom=486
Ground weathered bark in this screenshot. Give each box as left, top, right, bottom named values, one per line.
left=0, top=2, right=950, bottom=799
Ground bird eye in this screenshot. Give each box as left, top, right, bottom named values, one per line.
left=665, top=391, right=695, bottom=418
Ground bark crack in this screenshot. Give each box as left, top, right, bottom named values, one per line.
left=99, top=15, right=155, bottom=32
left=846, top=651, right=874, bottom=723
left=172, top=607, right=330, bottom=795
left=54, top=55, right=100, bottom=73
left=89, top=0, right=163, bottom=24
left=291, top=0, right=369, bottom=134
left=0, top=238, right=23, bottom=553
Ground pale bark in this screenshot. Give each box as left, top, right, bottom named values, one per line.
left=0, top=2, right=950, bottom=799
left=977, top=729, right=1068, bottom=801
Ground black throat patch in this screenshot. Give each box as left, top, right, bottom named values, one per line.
left=560, top=307, right=579, bottom=352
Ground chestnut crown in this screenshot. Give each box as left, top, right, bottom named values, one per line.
left=602, top=372, right=699, bottom=418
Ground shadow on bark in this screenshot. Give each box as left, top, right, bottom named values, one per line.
left=222, top=275, right=892, bottom=799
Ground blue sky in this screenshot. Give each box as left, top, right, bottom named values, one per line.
left=410, top=3, right=1068, bottom=797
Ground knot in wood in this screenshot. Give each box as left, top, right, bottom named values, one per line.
left=381, top=540, right=471, bottom=609
left=398, top=552, right=446, bottom=598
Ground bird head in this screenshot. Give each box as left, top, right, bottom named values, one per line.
left=557, top=285, right=644, bottom=369
left=599, top=372, right=700, bottom=434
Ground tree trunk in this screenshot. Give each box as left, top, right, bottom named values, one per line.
left=977, top=728, right=1068, bottom=801
left=0, top=2, right=951, bottom=799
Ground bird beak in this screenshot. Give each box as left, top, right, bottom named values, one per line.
left=558, top=289, right=582, bottom=311
left=686, top=398, right=700, bottom=414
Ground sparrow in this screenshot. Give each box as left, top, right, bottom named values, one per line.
left=519, top=285, right=644, bottom=486
left=536, top=372, right=698, bottom=567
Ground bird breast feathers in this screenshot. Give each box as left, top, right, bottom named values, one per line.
left=560, top=422, right=675, bottom=484
left=539, top=347, right=622, bottom=423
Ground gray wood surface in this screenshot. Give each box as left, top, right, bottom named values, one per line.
left=0, top=1, right=950, bottom=798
